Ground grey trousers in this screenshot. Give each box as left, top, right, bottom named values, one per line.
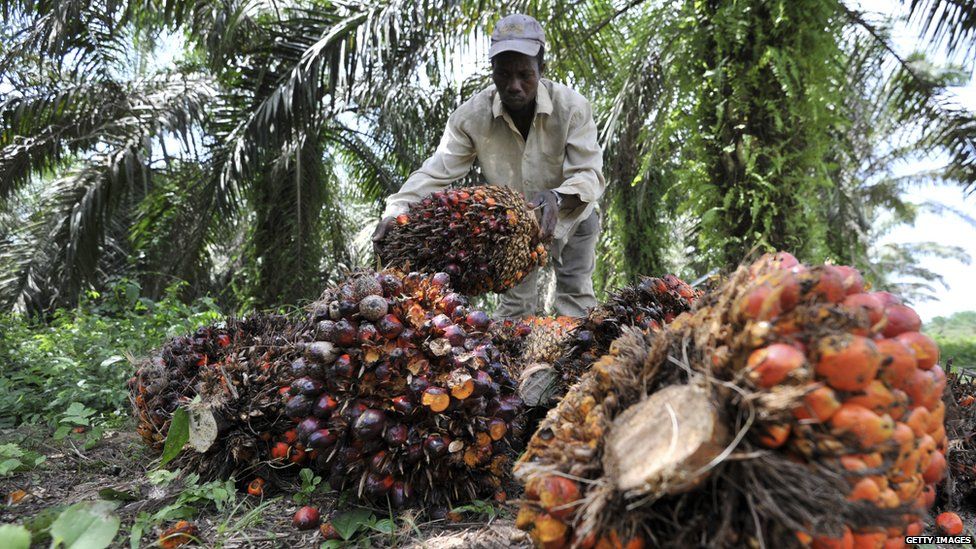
left=494, top=211, right=601, bottom=319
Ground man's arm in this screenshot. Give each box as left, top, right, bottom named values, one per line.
left=373, top=112, right=477, bottom=248
left=554, top=100, right=606, bottom=210
left=529, top=100, right=606, bottom=240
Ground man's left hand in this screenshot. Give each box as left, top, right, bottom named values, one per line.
left=528, top=190, right=559, bottom=241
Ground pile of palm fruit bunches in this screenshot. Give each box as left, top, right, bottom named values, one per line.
left=131, top=184, right=957, bottom=544
left=514, top=252, right=958, bottom=548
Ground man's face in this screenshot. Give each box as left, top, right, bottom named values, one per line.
left=491, top=51, right=543, bottom=113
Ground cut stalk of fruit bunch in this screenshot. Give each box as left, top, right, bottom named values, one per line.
left=514, top=253, right=946, bottom=548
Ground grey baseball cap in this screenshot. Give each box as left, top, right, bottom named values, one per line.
left=489, top=14, right=546, bottom=59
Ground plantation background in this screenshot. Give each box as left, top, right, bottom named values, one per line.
left=0, top=0, right=974, bottom=545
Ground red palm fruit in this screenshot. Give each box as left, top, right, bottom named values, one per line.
left=247, top=478, right=265, bottom=496
left=297, top=417, right=323, bottom=443
left=846, top=380, right=896, bottom=415
left=935, top=512, right=963, bottom=535
left=423, top=435, right=449, bottom=458
left=352, top=409, right=386, bottom=441
left=313, top=394, right=338, bottom=418
left=851, top=531, right=886, bottom=549
left=960, top=395, right=975, bottom=407
left=848, top=479, right=881, bottom=502
left=882, top=305, right=921, bottom=338
left=159, top=520, right=199, bottom=549
left=902, top=369, right=939, bottom=410
left=809, top=266, right=846, bottom=304
left=833, top=266, right=865, bottom=295
left=815, top=334, right=881, bottom=392
left=271, top=442, right=291, bottom=460
left=757, top=423, right=791, bottom=448
left=830, top=403, right=894, bottom=449
left=308, top=429, right=337, bottom=450
left=893, top=332, right=939, bottom=370
left=812, top=526, right=854, bottom=549
left=922, top=450, right=946, bottom=484
left=391, top=395, right=414, bottom=415
left=357, top=323, right=379, bottom=344
left=922, top=484, right=936, bottom=509
left=464, top=311, right=491, bottom=332
left=746, top=344, right=806, bottom=388
left=289, top=447, right=307, bottom=464
left=794, top=385, right=842, bottom=423
left=285, top=395, right=314, bottom=419
left=532, top=513, right=569, bottom=549
left=320, top=522, right=342, bottom=540
left=376, top=314, right=404, bottom=339
left=536, top=475, right=582, bottom=520
left=283, top=429, right=299, bottom=444
left=332, top=354, right=355, bottom=378
left=293, top=506, right=321, bottom=530
left=876, top=339, right=916, bottom=388
left=842, top=293, right=885, bottom=332
left=333, top=319, right=357, bottom=346
left=364, top=472, right=395, bottom=497
left=384, top=424, right=408, bottom=446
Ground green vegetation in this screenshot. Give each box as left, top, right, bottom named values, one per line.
left=0, top=280, right=221, bottom=427
left=927, top=311, right=976, bottom=369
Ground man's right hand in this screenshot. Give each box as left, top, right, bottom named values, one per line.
left=372, top=216, right=395, bottom=256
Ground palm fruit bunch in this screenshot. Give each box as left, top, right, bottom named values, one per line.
left=274, top=269, right=524, bottom=507
left=555, top=274, right=701, bottom=380
left=514, top=252, right=946, bottom=548
left=130, top=315, right=303, bottom=479
left=943, top=370, right=976, bottom=508
left=376, top=185, right=548, bottom=295
left=490, top=316, right=580, bottom=408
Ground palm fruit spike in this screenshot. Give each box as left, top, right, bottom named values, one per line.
left=376, top=185, right=548, bottom=295
left=514, top=252, right=945, bottom=548
left=130, top=315, right=302, bottom=481
left=289, top=269, right=524, bottom=508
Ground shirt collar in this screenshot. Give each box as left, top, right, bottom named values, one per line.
left=492, top=80, right=553, bottom=119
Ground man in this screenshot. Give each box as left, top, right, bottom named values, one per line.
left=372, top=14, right=606, bottom=319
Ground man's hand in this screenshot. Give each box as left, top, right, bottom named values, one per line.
left=372, top=216, right=395, bottom=256
left=528, top=190, right=559, bottom=241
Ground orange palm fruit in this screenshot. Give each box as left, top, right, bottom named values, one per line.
left=922, top=450, right=946, bottom=484
left=757, top=423, right=792, bottom=448
left=537, top=476, right=581, bottom=520
left=882, top=304, right=921, bottom=338
left=846, top=380, right=895, bottom=415
left=842, top=293, right=885, bottom=332
left=935, top=512, right=963, bottom=535
left=830, top=404, right=894, bottom=449
left=816, top=335, right=881, bottom=392
left=894, top=332, right=939, bottom=370
left=812, top=526, right=854, bottom=549
left=905, top=406, right=931, bottom=438
left=876, top=339, right=917, bottom=389
left=848, top=478, right=880, bottom=502
left=851, top=530, right=886, bottom=549
left=746, top=343, right=806, bottom=388
left=794, top=385, right=842, bottom=423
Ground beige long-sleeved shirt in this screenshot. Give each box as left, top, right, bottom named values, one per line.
left=382, top=79, right=606, bottom=242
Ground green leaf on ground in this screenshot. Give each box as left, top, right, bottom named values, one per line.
left=332, top=508, right=373, bottom=540
left=159, top=408, right=189, bottom=467
left=0, top=524, right=31, bottom=549
left=49, top=501, right=120, bottom=549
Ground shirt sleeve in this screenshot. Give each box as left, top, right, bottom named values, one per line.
left=381, top=111, right=477, bottom=218
left=553, top=100, right=606, bottom=205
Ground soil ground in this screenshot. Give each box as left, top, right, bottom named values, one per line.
left=0, top=426, right=530, bottom=548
